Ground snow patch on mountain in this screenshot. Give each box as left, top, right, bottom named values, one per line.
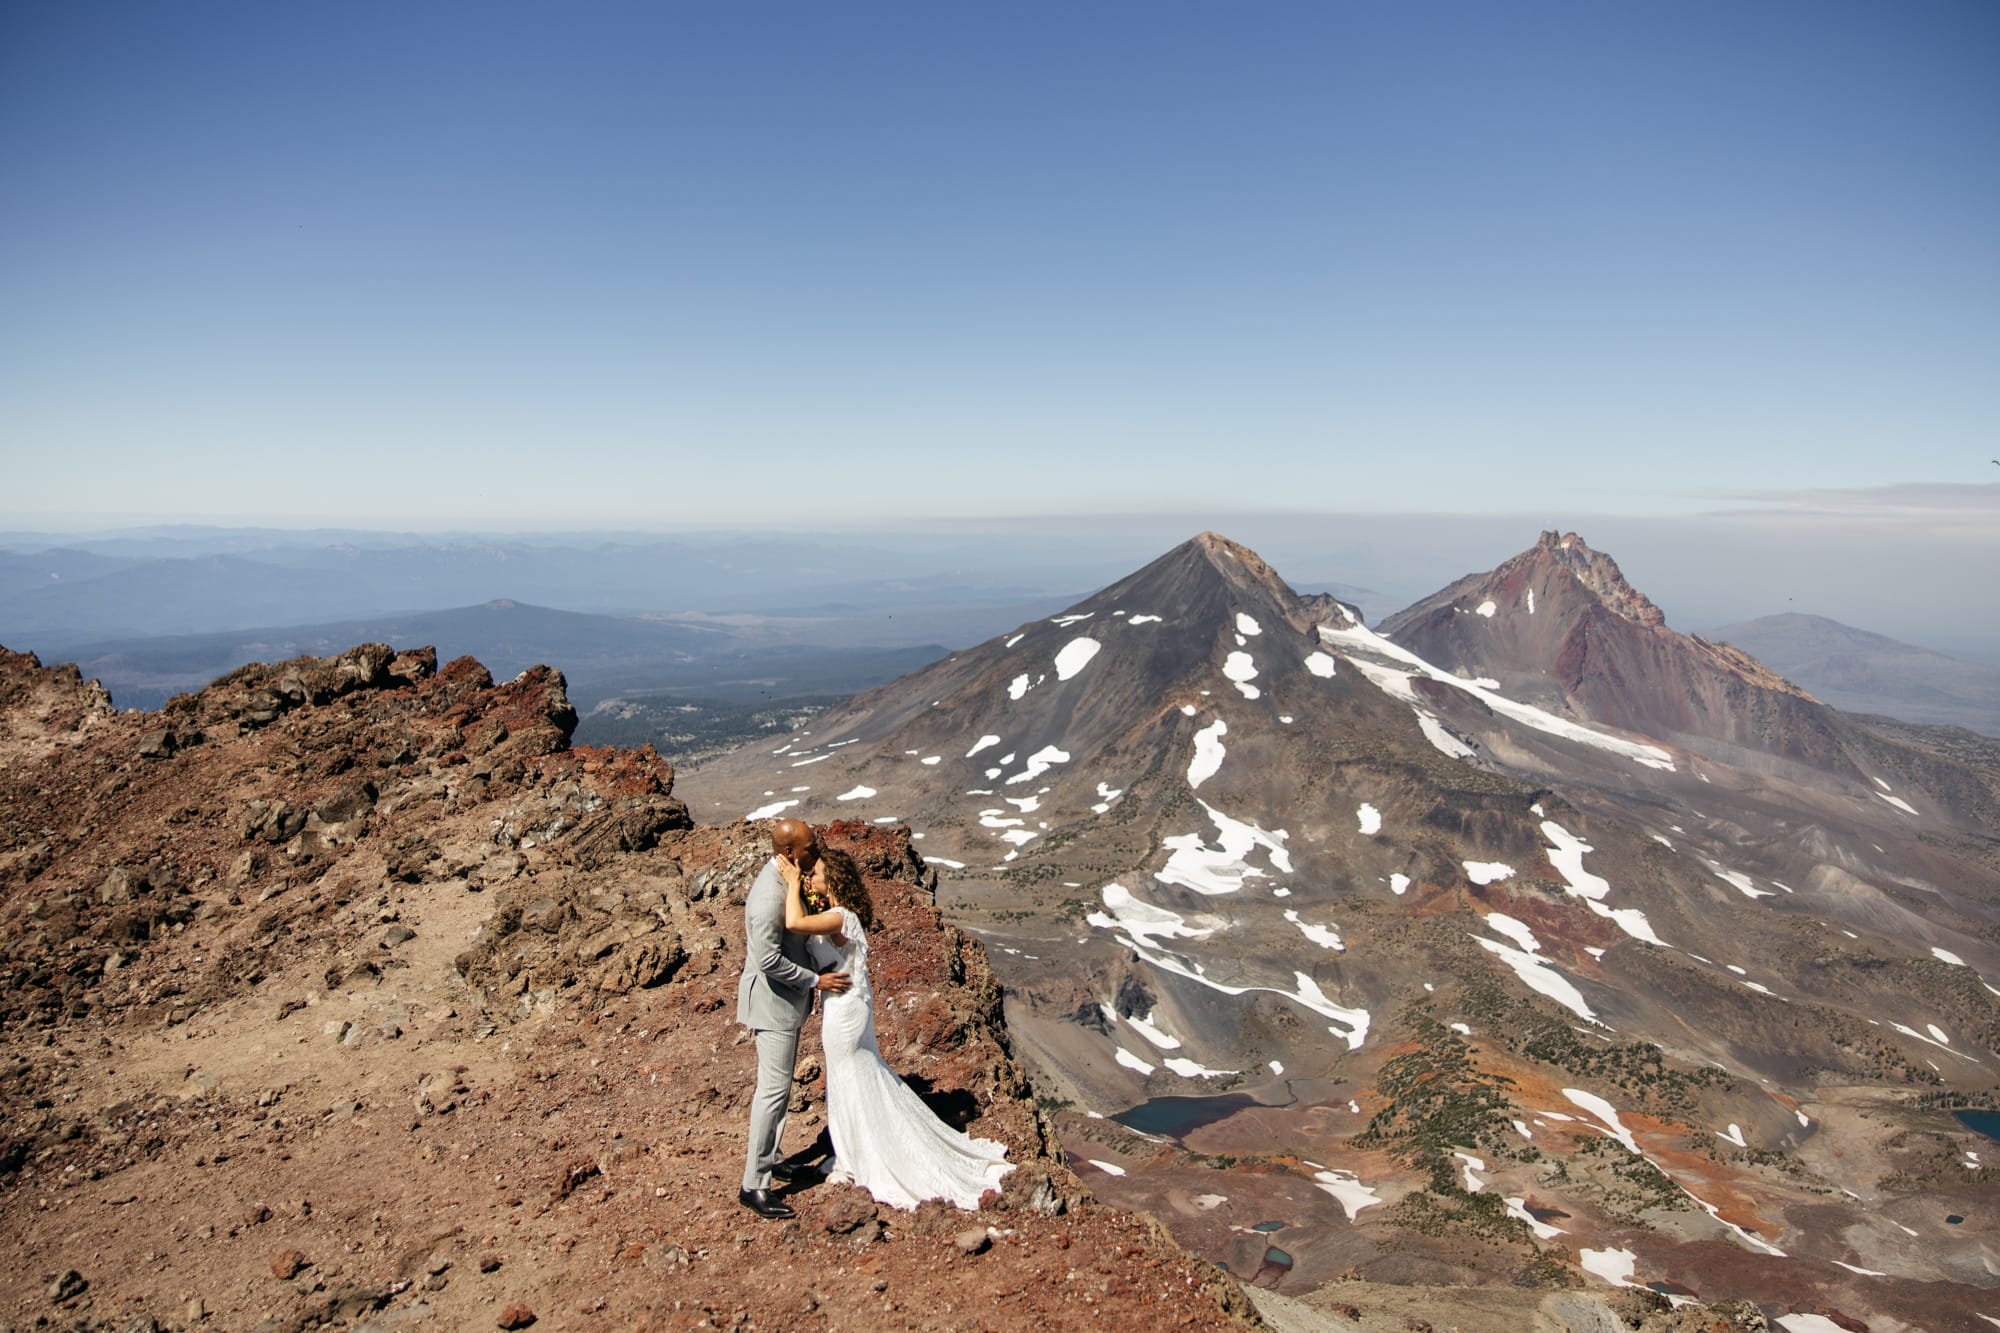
left=1321, top=619, right=1676, bottom=771
left=1710, top=864, right=1775, bottom=899
left=1087, top=884, right=1216, bottom=946
left=1089, top=887, right=1369, bottom=1048
left=1543, top=820, right=1669, bottom=946
left=1284, top=910, right=1344, bottom=951
left=1005, top=745, right=1070, bottom=785
left=1312, top=1169, right=1381, bottom=1220
left=1222, top=651, right=1260, bottom=699
left=1122, top=1010, right=1183, bottom=1050
left=1563, top=1089, right=1638, bottom=1153
left=1483, top=912, right=1541, bottom=952
left=1776, top=1315, right=1852, bottom=1332
left=1578, top=1247, right=1639, bottom=1289
left=1113, top=1048, right=1154, bottom=1076
left=1156, top=800, right=1292, bottom=896
left=1891, top=1021, right=1978, bottom=1062
left=1540, top=822, right=1609, bottom=899
left=1478, top=933, right=1596, bottom=1020
left=1507, top=1196, right=1563, bottom=1238
left=1055, top=637, right=1101, bottom=680
left=1188, top=719, right=1228, bottom=789
left=1417, top=711, right=1476, bottom=758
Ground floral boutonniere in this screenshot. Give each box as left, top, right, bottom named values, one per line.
left=801, top=880, right=831, bottom=914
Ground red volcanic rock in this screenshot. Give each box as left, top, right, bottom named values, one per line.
left=0, top=641, right=1258, bottom=1332
left=1535, top=529, right=1667, bottom=627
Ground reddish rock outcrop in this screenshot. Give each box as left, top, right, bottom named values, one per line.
left=0, top=643, right=1258, bottom=1331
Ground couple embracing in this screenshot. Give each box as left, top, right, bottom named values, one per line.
left=736, top=818, right=1013, bottom=1219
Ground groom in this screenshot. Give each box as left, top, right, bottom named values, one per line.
left=736, top=817, right=849, bottom=1219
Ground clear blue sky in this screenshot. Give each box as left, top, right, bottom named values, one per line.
left=3, top=1, right=1996, bottom=526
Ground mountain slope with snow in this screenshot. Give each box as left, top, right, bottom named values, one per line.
left=685, top=531, right=2000, bottom=1331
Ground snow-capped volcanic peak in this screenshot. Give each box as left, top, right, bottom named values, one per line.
left=679, top=527, right=2000, bottom=1332
left=1366, top=529, right=1966, bottom=804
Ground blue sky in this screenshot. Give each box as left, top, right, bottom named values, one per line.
left=3, top=1, right=1997, bottom=527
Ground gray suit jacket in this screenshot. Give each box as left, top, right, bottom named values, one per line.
left=735, top=856, right=817, bottom=1031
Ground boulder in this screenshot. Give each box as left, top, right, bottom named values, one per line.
left=593, top=933, right=687, bottom=993
left=98, top=867, right=135, bottom=905
left=313, top=779, right=377, bottom=824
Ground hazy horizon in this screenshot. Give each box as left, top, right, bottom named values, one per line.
left=5, top=504, right=1997, bottom=668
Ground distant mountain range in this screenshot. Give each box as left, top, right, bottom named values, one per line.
left=42, top=599, right=958, bottom=717
left=0, top=532, right=1103, bottom=651
left=1706, top=612, right=2000, bottom=738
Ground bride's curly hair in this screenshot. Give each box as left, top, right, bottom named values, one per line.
left=819, top=847, right=875, bottom=932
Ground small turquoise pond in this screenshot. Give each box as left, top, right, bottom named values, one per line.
left=1113, top=1092, right=1258, bottom=1138
left=1263, top=1246, right=1294, bottom=1268
left=1953, top=1109, right=2000, bottom=1142
left=1252, top=1220, right=1287, bottom=1233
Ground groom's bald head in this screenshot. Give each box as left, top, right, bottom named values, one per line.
left=771, top=818, right=819, bottom=869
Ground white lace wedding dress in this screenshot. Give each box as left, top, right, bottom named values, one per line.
left=816, top=907, right=1012, bottom=1210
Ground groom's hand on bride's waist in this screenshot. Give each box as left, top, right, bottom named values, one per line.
left=814, top=970, right=851, bottom=994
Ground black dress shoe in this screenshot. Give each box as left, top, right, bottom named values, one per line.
left=769, top=1160, right=827, bottom=1185
left=738, top=1188, right=796, bottom=1220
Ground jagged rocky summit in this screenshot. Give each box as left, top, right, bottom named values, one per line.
left=687, top=530, right=2000, bottom=1333
left=0, top=643, right=1256, bottom=1331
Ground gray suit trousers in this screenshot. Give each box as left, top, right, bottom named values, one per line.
left=742, top=1025, right=802, bottom=1191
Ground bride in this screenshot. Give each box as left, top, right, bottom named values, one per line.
left=782, top=847, right=1013, bottom=1211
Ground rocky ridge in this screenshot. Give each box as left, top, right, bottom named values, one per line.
left=0, top=644, right=1256, bottom=1331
